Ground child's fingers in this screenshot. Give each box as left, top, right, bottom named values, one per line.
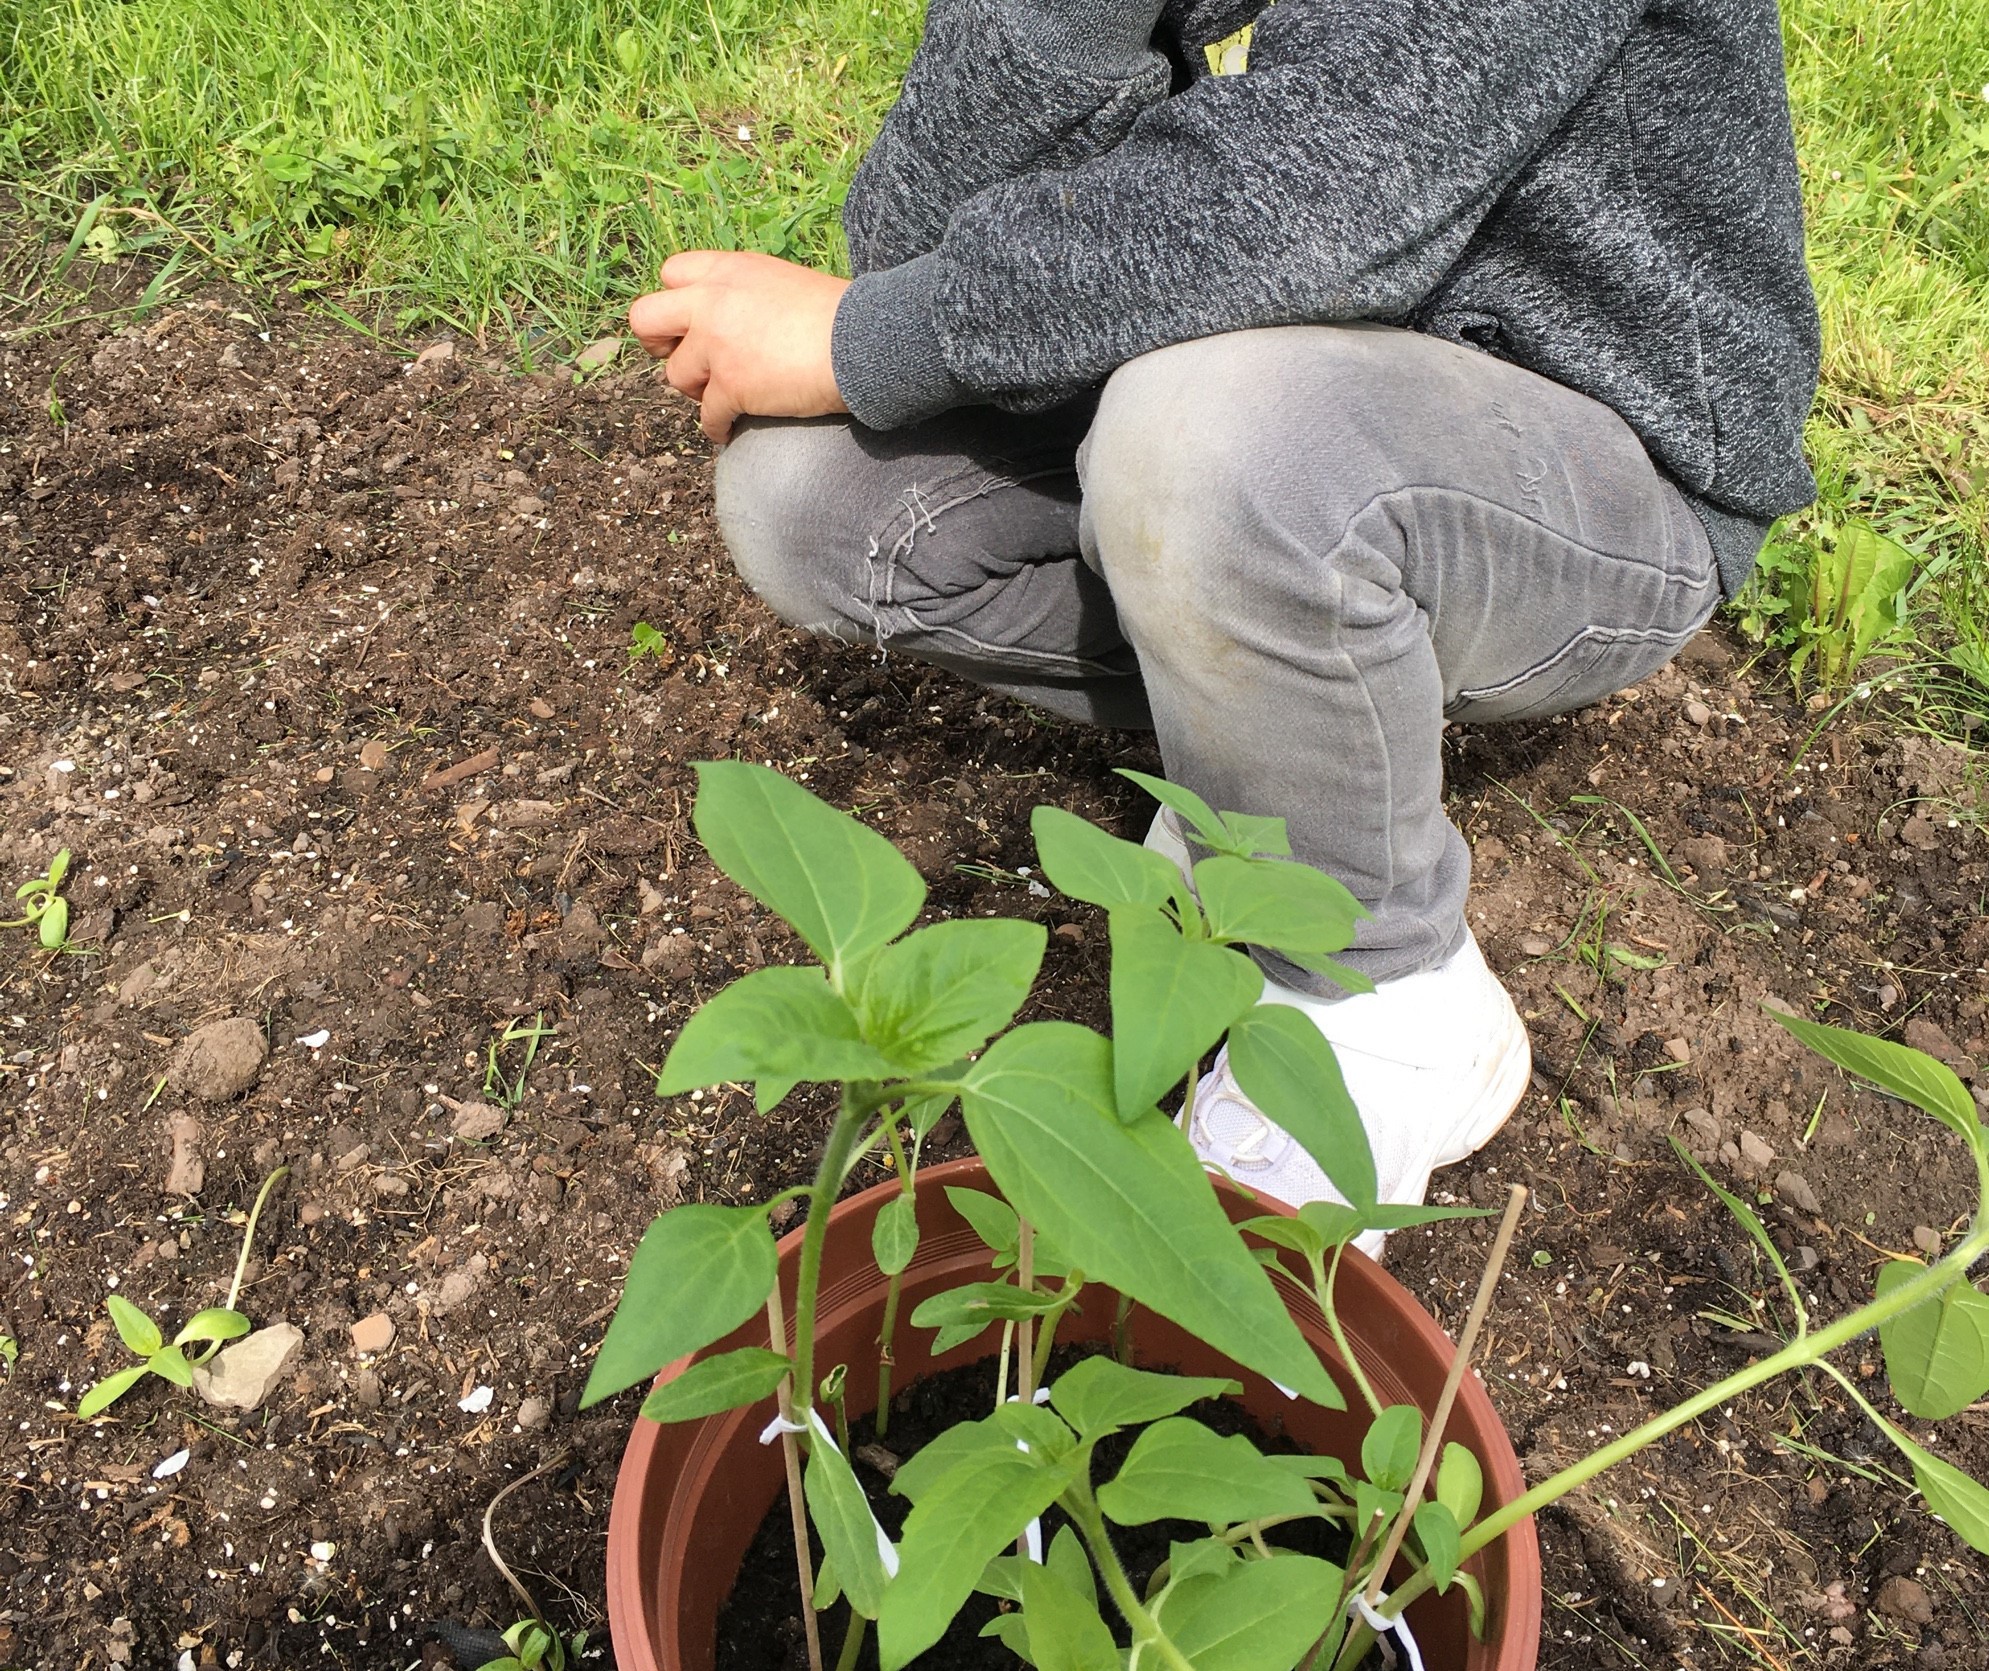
left=629, top=288, right=693, bottom=355
left=661, top=249, right=729, bottom=287
left=699, top=381, right=740, bottom=445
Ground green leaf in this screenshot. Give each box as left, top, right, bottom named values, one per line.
left=1115, top=770, right=1229, bottom=852
left=945, top=1187, right=1018, bottom=1258
left=1269, top=1453, right=1354, bottom=1490
left=1227, top=1006, right=1375, bottom=1209
left=174, top=1308, right=251, bottom=1348
left=582, top=1205, right=778, bottom=1406
left=639, top=1346, right=792, bottom=1424
left=961, top=1023, right=1338, bottom=1405
left=978, top=1612, right=1036, bottom=1663
left=149, top=1345, right=193, bottom=1388
left=877, top=1440, right=1076, bottom=1670
left=805, top=1413, right=892, bottom=1619
left=107, top=1295, right=163, bottom=1359
left=1414, top=1499, right=1462, bottom=1592
left=1048, top=1356, right=1240, bottom=1438
left=891, top=1415, right=1014, bottom=1502
left=1022, top=1561, right=1119, bottom=1671
left=931, top=1320, right=989, bottom=1355
left=1769, top=1010, right=1983, bottom=1153
left=1213, top=812, right=1292, bottom=859
left=1877, top=1261, right=1989, bottom=1421
left=904, top=1093, right=954, bottom=1139
left=1436, top=1442, right=1484, bottom=1529
left=1888, top=1426, right=1989, bottom=1554
left=1029, top=805, right=1181, bottom=912
left=46, top=849, right=71, bottom=890
left=976, top=1554, right=1029, bottom=1602
left=1096, top=1417, right=1318, bottom=1526
left=657, top=966, right=899, bottom=1108
left=993, top=1400, right=1078, bottom=1464
left=1238, top=1213, right=1329, bottom=1260
left=854, top=918, right=1046, bottom=1072
left=1195, top=856, right=1367, bottom=978
left=872, top=1190, right=920, bottom=1278
left=1108, top=907, right=1261, bottom=1116
left=76, top=1361, right=152, bottom=1419
left=1293, top=1199, right=1492, bottom=1248
left=1361, top=1404, right=1422, bottom=1492
left=1046, top=1523, right=1098, bottom=1612
left=690, top=761, right=925, bottom=984
left=910, top=1282, right=1062, bottom=1330
left=38, top=896, right=69, bottom=949
left=1168, top=1537, right=1242, bottom=1585
left=814, top=1554, right=844, bottom=1612
left=1669, top=1138, right=1805, bottom=1315
left=1154, top=1552, right=1343, bottom=1671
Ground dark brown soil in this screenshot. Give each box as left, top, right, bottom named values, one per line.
left=2, top=276, right=1986, bottom=1671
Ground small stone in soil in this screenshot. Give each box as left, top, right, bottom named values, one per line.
left=350, top=1312, right=396, bottom=1355
left=193, top=1323, right=304, bottom=1411
left=1877, top=1575, right=1936, bottom=1626
left=1776, top=1170, right=1822, bottom=1216
left=1738, top=1130, right=1776, bottom=1172
left=449, top=1100, right=507, bottom=1142
left=1914, top=1225, right=1944, bottom=1259
left=517, top=1396, right=551, bottom=1431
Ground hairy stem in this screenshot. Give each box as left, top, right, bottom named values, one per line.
left=1066, top=1484, right=1199, bottom=1671
left=1112, top=1290, right=1135, bottom=1366
left=1032, top=1273, right=1086, bottom=1387
left=833, top=1610, right=867, bottom=1671
left=766, top=1284, right=823, bottom=1671
left=874, top=1267, right=904, bottom=1442
left=791, top=1083, right=883, bottom=1418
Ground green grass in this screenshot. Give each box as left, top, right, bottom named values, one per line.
left=1766, top=0, right=1989, bottom=714
left=2, top=0, right=1986, bottom=712
left=0, top=0, right=920, bottom=343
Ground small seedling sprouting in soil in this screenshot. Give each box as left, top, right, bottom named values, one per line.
left=74, top=1166, right=288, bottom=1420
left=627, top=621, right=668, bottom=664
left=485, top=1012, right=553, bottom=1107
left=4, top=848, right=72, bottom=950
left=472, top=1619, right=586, bottom=1671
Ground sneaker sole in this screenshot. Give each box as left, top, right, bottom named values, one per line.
left=1434, top=1002, right=1533, bottom=1170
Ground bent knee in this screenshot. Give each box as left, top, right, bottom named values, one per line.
left=714, top=417, right=873, bottom=636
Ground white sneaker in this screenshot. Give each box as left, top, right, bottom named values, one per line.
left=1148, top=812, right=1531, bottom=1258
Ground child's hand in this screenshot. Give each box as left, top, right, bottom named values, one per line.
left=629, top=252, right=850, bottom=443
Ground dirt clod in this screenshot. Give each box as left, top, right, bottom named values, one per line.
left=169, top=1016, right=269, bottom=1102
left=163, top=1113, right=206, bottom=1197
left=1878, top=1575, right=1936, bottom=1626
left=349, top=1313, right=396, bottom=1355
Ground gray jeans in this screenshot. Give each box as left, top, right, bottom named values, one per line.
left=715, top=324, right=1720, bottom=989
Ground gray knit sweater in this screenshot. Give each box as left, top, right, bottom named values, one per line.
left=829, top=0, right=1820, bottom=591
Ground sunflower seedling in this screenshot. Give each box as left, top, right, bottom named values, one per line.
left=4, top=847, right=72, bottom=950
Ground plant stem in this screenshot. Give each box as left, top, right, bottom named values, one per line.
left=1314, top=1244, right=1383, bottom=1419
left=1016, top=1219, right=1037, bottom=1405
left=875, top=1266, right=904, bottom=1442
left=1031, top=1273, right=1085, bottom=1387
left=1334, top=1221, right=1989, bottom=1671
left=766, top=1283, right=824, bottom=1671
left=875, top=1118, right=912, bottom=1439
left=1066, top=1485, right=1199, bottom=1671
left=224, top=1165, right=290, bottom=1314
left=791, top=1084, right=882, bottom=1418
left=1112, top=1290, right=1135, bottom=1365
left=833, top=1610, right=868, bottom=1671
left=1362, top=1184, right=1527, bottom=1607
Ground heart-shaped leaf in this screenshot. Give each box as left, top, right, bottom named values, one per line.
left=872, top=1190, right=920, bottom=1277
left=658, top=965, right=899, bottom=1108
left=1770, top=1010, right=1983, bottom=1154
left=690, top=761, right=924, bottom=985
left=1030, top=805, right=1181, bottom=912
left=854, top=917, right=1045, bottom=1071
left=1049, top=1356, right=1240, bottom=1438
left=583, top=1205, right=778, bottom=1406
left=1877, top=1260, right=1989, bottom=1420
left=1097, top=1417, right=1317, bottom=1526
left=1195, top=856, right=1367, bottom=979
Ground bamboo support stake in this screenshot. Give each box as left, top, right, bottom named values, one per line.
left=1363, top=1183, right=1528, bottom=1606
left=767, top=1280, right=824, bottom=1671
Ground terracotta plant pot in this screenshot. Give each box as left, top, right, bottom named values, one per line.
left=606, top=1155, right=1542, bottom=1670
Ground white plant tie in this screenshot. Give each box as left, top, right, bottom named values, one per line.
left=1352, top=1593, right=1425, bottom=1671
left=757, top=1408, right=900, bottom=1578
left=1004, top=1387, right=1054, bottom=1562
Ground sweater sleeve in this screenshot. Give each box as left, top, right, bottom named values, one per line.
left=834, top=0, right=1646, bottom=430
left=841, top=0, right=1176, bottom=277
